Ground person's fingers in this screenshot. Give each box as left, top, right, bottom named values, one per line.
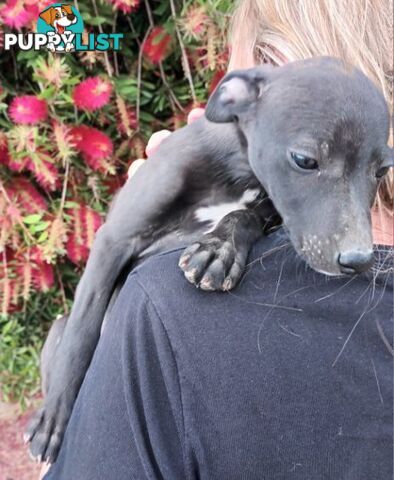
left=145, top=130, right=172, bottom=157
left=145, top=110, right=204, bottom=159
left=128, top=159, right=145, bottom=179
left=187, top=107, right=205, bottom=124
left=142, top=109, right=204, bottom=168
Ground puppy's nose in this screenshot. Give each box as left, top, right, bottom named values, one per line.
left=67, top=14, right=75, bottom=20
left=338, top=250, right=374, bottom=274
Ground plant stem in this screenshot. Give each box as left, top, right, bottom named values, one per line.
left=90, top=0, right=113, bottom=78
left=169, top=0, right=196, bottom=102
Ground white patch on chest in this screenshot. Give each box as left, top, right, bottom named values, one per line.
left=195, top=189, right=260, bottom=232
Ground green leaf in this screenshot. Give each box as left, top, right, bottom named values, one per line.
left=153, top=2, right=169, bottom=15
left=139, top=111, right=156, bottom=122
left=39, top=86, right=57, bottom=100
left=64, top=201, right=80, bottom=209
left=30, top=221, right=50, bottom=233
left=151, top=30, right=168, bottom=46
left=37, top=231, right=49, bottom=243
left=86, top=16, right=108, bottom=26
left=22, top=214, right=43, bottom=225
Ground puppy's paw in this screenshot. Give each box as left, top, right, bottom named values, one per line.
left=179, top=235, right=246, bottom=291
left=25, top=399, right=70, bottom=464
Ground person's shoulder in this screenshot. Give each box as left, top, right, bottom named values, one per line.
left=119, top=232, right=288, bottom=339
left=119, top=231, right=392, bottom=358
left=130, top=246, right=189, bottom=293
left=127, top=229, right=288, bottom=308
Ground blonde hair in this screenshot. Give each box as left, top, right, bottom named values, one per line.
left=228, top=0, right=393, bottom=214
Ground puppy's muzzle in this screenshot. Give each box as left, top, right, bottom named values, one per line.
left=337, top=249, right=374, bottom=274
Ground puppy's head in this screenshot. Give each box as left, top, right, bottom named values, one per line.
left=206, top=57, right=393, bottom=275
left=39, top=4, right=77, bottom=32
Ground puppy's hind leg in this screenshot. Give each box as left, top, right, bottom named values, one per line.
left=25, top=122, right=202, bottom=464
left=25, top=227, right=143, bottom=462
left=40, top=315, right=68, bottom=397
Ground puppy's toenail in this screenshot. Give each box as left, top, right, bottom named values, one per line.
left=222, top=278, right=232, bottom=290
left=200, top=278, right=214, bottom=290
left=185, top=268, right=197, bottom=282
left=179, top=256, right=190, bottom=268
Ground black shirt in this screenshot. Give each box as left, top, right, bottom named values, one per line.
left=45, top=230, right=393, bottom=480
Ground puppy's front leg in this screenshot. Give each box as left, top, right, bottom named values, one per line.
left=180, top=199, right=279, bottom=291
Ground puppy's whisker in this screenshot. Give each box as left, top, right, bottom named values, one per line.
left=314, top=275, right=357, bottom=303
left=332, top=309, right=368, bottom=367
left=333, top=269, right=391, bottom=367
left=370, top=356, right=384, bottom=404
left=375, top=318, right=394, bottom=357
left=246, top=242, right=291, bottom=267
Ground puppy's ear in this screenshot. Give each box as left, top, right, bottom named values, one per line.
left=39, top=7, right=55, bottom=25
left=63, top=4, right=73, bottom=15
left=205, top=65, right=273, bottom=123
left=380, top=145, right=394, bottom=168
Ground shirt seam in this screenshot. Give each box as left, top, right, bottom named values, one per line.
left=133, top=274, right=190, bottom=480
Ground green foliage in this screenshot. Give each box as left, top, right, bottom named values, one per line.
left=0, top=317, right=42, bottom=407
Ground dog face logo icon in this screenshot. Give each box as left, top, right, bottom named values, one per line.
left=39, top=5, right=77, bottom=35
left=37, top=3, right=84, bottom=52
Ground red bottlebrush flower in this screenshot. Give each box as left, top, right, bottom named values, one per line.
left=143, top=26, right=172, bottom=64
left=1, top=178, right=47, bottom=254
left=29, top=246, right=55, bottom=292
left=24, top=0, right=45, bottom=18
left=0, top=133, right=10, bottom=166
left=0, top=246, right=54, bottom=313
left=25, top=151, right=60, bottom=191
left=6, top=177, right=47, bottom=213
left=52, top=121, right=75, bottom=162
left=70, top=125, right=114, bottom=173
left=6, top=156, right=29, bottom=172
left=2, top=139, right=59, bottom=189
left=32, top=261, right=54, bottom=292
left=102, top=175, right=127, bottom=195
left=8, top=95, right=48, bottom=125
left=181, top=5, right=209, bottom=39
left=116, top=98, right=137, bottom=136
left=0, top=248, right=16, bottom=315
left=73, top=77, right=113, bottom=112
left=0, top=0, right=33, bottom=29
left=107, top=0, right=139, bottom=14
left=15, top=257, right=32, bottom=300
left=66, top=203, right=102, bottom=265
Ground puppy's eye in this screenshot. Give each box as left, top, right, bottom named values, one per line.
left=376, top=166, right=389, bottom=178
left=290, top=152, right=318, bottom=170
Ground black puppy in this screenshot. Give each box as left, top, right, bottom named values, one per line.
left=26, top=57, right=393, bottom=463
